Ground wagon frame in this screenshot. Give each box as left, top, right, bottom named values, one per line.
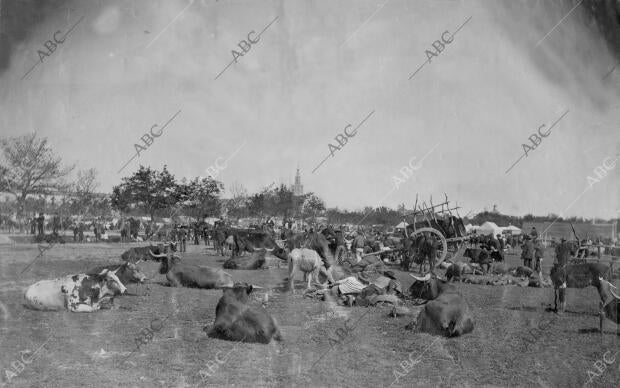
left=401, top=193, right=470, bottom=272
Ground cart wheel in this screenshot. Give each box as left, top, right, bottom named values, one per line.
left=409, top=227, right=448, bottom=271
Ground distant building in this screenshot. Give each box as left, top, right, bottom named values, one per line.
left=291, top=167, right=304, bottom=196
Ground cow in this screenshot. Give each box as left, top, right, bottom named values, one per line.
left=206, top=282, right=282, bottom=344
left=223, top=249, right=268, bottom=270
left=407, top=273, right=474, bottom=337
left=149, top=251, right=233, bottom=289
left=24, top=269, right=127, bottom=312
left=280, top=232, right=335, bottom=284
left=596, top=276, right=620, bottom=333
left=400, top=233, right=440, bottom=273
left=234, top=230, right=278, bottom=250
left=287, top=248, right=325, bottom=292
left=445, top=262, right=473, bottom=282
left=550, top=262, right=612, bottom=316
left=86, top=262, right=147, bottom=295
left=462, top=247, right=492, bottom=274
left=121, top=242, right=176, bottom=263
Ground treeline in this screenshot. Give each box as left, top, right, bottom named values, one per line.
left=1, top=133, right=617, bottom=227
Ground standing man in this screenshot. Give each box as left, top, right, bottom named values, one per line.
left=179, top=226, right=187, bottom=253
left=193, top=223, right=200, bottom=245
left=353, top=230, right=365, bottom=254
left=30, top=215, right=36, bottom=235
left=52, top=213, right=60, bottom=235
left=530, top=227, right=539, bottom=241
left=94, top=221, right=102, bottom=242
left=37, top=213, right=44, bottom=236
left=554, top=238, right=571, bottom=267
left=521, top=235, right=534, bottom=269
left=534, top=240, right=544, bottom=272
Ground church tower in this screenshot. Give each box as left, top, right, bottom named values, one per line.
left=291, top=166, right=304, bottom=196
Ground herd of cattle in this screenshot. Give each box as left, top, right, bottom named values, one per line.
left=20, top=226, right=620, bottom=344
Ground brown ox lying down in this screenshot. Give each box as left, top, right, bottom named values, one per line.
left=207, top=283, right=282, bottom=344
left=149, top=251, right=233, bottom=289
left=407, top=273, right=474, bottom=337
left=223, top=249, right=269, bottom=270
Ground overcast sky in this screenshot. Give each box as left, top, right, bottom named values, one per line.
left=0, top=0, right=619, bottom=218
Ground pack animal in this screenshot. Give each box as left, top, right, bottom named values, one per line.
left=287, top=248, right=325, bottom=292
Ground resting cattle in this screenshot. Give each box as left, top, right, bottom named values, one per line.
left=407, top=273, right=474, bottom=337
left=207, top=283, right=282, bottom=344
left=223, top=249, right=267, bottom=270
left=149, top=251, right=233, bottom=289
left=86, top=262, right=147, bottom=295
left=445, top=262, right=473, bottom=282
left=463, top=248, right=492, bottom=274
left=121, top=242, right=176, bottom=263
left=24, top=269, right=127, bottom=312
left=287, top=248, right=325, bottom=292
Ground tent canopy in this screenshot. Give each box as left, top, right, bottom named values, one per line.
left=503, top=225, right=522, bottom=235
left=478, top=221, right=502, bottom=236
left=395, top=221, right=409, bottom=229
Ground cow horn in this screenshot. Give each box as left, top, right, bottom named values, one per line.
left=409, top=273, right=431, bottom=282
left=264, top=248, right=274, bottom=252
left=252, top=285, right=264, bottom=289
left=149, top=250, right=167, bottom=258
left=98, top=269, right=109, bottom=276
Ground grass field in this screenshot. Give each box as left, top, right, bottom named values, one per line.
left=0, top=238, right=619, bottom=387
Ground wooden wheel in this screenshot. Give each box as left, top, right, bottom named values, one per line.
left=409, top=227, right=448, bottom=271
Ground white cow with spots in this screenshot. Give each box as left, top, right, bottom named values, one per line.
left=24, top=269, right=127, bottom=312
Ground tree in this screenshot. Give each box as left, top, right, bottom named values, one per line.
left=0, top=133, right=74, bottom=222
left=111, top=165, right=177, bottom=220
left=226, top=181, right=249, bottom=219
left=175, top=176, right=223, bottom=219
left=301, top=193, right=325, bottom=220
left=70, top=168, right=99, bottom=217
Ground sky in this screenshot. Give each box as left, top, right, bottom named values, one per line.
left=0, top=0, right=619, bottom=218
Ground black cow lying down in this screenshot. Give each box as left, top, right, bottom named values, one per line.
left=407, top=273, right=474, bottom=337
left=121, top=242, right=177, bottom=263
left=206, top=283, right=282, bottom=344
left=223, top=249, right=267, bottom=270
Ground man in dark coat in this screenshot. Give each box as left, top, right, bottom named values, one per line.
left=36, top=213, right=44, bottom=236
left=521, top=235, right=534, bottom=269
left=534, top=241, right=544, bottom=272
left=554, top=238, right=571, bottom=267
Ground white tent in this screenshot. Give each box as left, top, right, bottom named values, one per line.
left=395, top=221, right=409, bottom=229
left=478, top=221, right=502, bottom=236
left=503, top=225, right=522, bottom=235
left=203, top=217, right=220, bottom=225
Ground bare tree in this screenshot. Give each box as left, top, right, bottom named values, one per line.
left=0, top=133, right=74, bottom=223
left=70, top=168, right=99, bottom=217
left=226, top=181, right=249, bottom=219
